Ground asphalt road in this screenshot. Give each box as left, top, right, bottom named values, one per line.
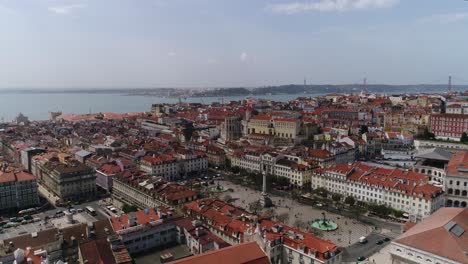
left=34, top=199, right=109, bottom=221
left=341, top=233, right=392, bottom=262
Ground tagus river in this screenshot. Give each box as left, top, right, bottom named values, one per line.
left=0, top=92, right=320, bottom=121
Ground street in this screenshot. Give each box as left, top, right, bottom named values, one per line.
left=341, top=233, right=392, bottom=263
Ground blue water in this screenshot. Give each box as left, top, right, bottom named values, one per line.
left=0, top=92, right=318, bottom=121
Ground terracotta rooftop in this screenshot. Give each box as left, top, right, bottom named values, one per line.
left=79, top=238, right=117, bottom=264
left=111, top=208, right=161, bottom=232
left=167, top=242, right=269, bottom=264
left=0, top=171, right=36, bottom=183
left=394, top=208, right=468, bottom=264
left=446, top=151, right=468, bottom=177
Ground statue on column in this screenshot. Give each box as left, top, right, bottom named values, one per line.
left=259, top=172, right=272, bottom=208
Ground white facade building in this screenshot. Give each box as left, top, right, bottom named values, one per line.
left=311, top=162, right=445, bottom=221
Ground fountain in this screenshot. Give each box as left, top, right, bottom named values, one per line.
left=310, top=212, right=338, bottom=231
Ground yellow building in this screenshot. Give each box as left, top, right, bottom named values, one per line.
left=246, top=114, right=300, bottom=141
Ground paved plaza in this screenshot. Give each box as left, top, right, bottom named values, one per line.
left=217, top=180, right=382, bottom=247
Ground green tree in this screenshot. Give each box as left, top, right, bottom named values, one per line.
left=350, top=207, right=365, bottom=220
left=122, top=203, right=138, bottom=214
left=231, top=166, right=241, bottom=174
left=461, top=132, right=468, bottom=143
left=344, top=196, right=356, bottom=206
left=332, top=193, right=343, bottom=203
left=359, top=125, right=369, bottom=135
left=273, top=176, right=290, bottom=186
left=314, top=187, right=329, bottom=198
left=248, top=201, right=263, bottom=214
left=422, top=127, right=435, bottom=140
left=369, top=204, right=392, bottom=217
left=393, top=210, right=405, bottom=218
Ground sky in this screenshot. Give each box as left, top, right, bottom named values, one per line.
left=1, top=0, right=468, bottom=89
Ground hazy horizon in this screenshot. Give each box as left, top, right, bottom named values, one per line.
left=1, top=0, right=468, bottom=89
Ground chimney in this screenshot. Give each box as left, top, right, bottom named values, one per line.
left=128, top=212, right=136, bottom=227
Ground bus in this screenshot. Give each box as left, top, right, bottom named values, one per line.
left=85, top=206, right=96, bottom=216
left=18, top=208, right=38, bottom=216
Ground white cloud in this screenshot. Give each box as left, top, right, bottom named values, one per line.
left=167, top=51, right=177, bottom=57
left=0, top=5, right=17, bottom=15
left=268, top=0, right=399, bottom=14
left=418, top=12, right=468, bottom=24
left=48, top=4, right=84, bottom=15
left=240, top=52, right=248, bottom=62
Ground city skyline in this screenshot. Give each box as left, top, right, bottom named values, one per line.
left=1, top=0, right=468, bottom=88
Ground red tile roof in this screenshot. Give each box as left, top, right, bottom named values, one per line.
left=167, top=242, right=269, bottom=264
left=395, top=208, right=468, bottom=264
left=111, top=208, right=161, bottom=232
left=79, top=238, right=117, bottom=264
left=0, top=171, right=35, bottom=183
left=447, top=151, right=468, bottom=177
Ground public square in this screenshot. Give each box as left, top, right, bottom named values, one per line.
left=216, top=180, right=395, bottom=248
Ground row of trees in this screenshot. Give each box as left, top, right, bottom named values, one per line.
left=312, top=187, right=356, bottom=206
left=229, top=166, right=293, bottom=191
left=420, top=128, right=468, bottom=144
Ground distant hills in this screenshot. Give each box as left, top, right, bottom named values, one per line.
left=191, top=84, right=468, bottom=97
left=0, top=84, right=466, bottom=97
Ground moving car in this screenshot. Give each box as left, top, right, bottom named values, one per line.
left=359, top=236, right=367, bottom=244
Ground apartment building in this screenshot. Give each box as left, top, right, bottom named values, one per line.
left=174, top=218, right=229, bottom=255
left=183, top=199, right=342, bottom=264
left=412, top=148, right=451, bottom=188
left=445, top=151, right=468, bottom=208
left=246, top=114, right=302, bottom=142
left=139, top=154, right=180, bottom=180
left=139, top=151, right=208, bottom=180
left=230, top=151, right=313, bottom=187
left=112, top=169, right=198, bottom=208
left=110, top=209, right=177, bottom=254
left=37, top=158, right=96, bottom=202
left=220, top=115, right=242, bottom=141
left=430, top=114, right=468, bottom=141
left=95, top=162, right=123, bottom=193
left=0, top=171, right=39, bottom=211
left=311, top=162, right=445, bottom=221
